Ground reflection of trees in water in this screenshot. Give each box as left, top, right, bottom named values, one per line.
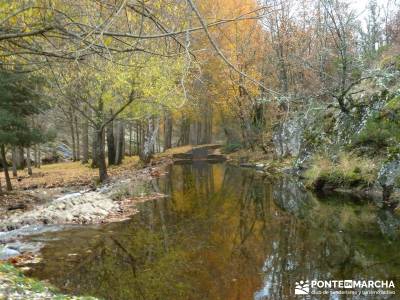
left=255, top=176, right=400, bottom=300
left=27, top=164, right=400, bottom=300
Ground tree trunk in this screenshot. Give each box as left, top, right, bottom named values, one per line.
left=115, top=120, right=124, bottom=165
left=0, top=145, right=12, bottom=191
left=179, top=117, right=190, bottom=146
left=136, top=121, right=141, bottom=155
left=115, top=120, right=121, bottom=165
left=139, top=119, right=158, bottom=164
left=122, top=122, right=125, bottom=157
left=69, top=115, right=76, bottom=161
left=75, top=115, right=80, bottom=160
left=152, top=117, right=156, bottom=153
left=95, top=128, right=108, bottom=182
left=128, top=122, right=133, bottom=156
left=17, top=147, right=24, bottom=169
left=11, top=146, right=18, bottom=177
left=33, top=145, right=38, bottom=167
left=37, top=147, right=41, bottom=168
left=164, top=112, right=172, bottom=150
left=82, top=117, right=89, bottom=163
left=91, top=128, right=98, bottom=168
left=26, top=147, right=32, bottom=176
left=107, top=120, right=116, bottom=165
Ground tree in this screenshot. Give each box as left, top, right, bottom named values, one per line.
left=0, top=69, right=48, bottom=190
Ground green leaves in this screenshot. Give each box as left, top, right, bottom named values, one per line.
left=0, top=70, right=49, bottom=146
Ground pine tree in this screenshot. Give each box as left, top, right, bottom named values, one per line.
left=0, top=70, right=48, bottom=190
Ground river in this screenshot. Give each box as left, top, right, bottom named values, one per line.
left=21, top=162, right=400, bottom=299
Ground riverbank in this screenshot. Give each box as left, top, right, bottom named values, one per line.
left=0, top=151, right=181, bottom=299
left=0, top=149, right=183, bottom=265
left=0, top=146, right=214, bottom=254
left=0, top=262, right=99, bottom=300
left=0, top=156, right=171, bottom=230
left=226, top=148, right=400, bottom=210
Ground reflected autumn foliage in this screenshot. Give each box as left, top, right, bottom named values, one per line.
left=25, top=163, right=400, bottom=300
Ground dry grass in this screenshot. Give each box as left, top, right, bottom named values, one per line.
left=0, top=145, right=204, bottom=191
left=305, top=152, right=379, bottom=188
left=0, top=156, right=140, bottom=190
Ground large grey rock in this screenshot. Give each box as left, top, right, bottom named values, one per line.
left=273, top=116, right=304, bottom=157
left=378, top=160, right=400, bottom=187
left=0, top=191, right=117, bottom=230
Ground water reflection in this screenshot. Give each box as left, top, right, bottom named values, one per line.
left=24, top=163, right=400, bottom=300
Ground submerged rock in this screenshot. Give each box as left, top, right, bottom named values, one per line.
left=0, top=247, right=20, bottom=260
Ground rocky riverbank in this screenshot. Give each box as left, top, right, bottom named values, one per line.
left=0, top=155, right=172, bottom=264
left=0, top=262, right=99, bottom=300
left=226, top=147, right=400, bottom=210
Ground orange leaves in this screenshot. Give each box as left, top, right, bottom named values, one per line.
left=191, top=0, right=265, bottom=112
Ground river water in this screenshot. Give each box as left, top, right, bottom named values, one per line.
left=23, top=163, right=400, bottom=299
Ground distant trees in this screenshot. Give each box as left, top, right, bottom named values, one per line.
left=43, top=54, right=185, bottom=181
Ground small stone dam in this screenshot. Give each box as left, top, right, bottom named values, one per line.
left=172, top=144, right=226, bottom=164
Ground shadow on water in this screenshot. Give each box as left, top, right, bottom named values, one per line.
left=23, top=163, right=400, bottom=300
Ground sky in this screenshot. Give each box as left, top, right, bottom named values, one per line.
left=350, top=0, right=398, bottom=21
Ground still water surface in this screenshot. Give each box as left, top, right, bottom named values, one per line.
left=25, top=163, right=400, bottom=299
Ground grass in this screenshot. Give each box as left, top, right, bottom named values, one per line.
left=305, top=152, right=379, bottom=190
left=0, top=262, right=99, bottom=300
left=0, top=156, right=140, bottom=190
left=1, top=145, right=194, bottom=191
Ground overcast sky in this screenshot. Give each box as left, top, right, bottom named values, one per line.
left=350, top=0, right=398, bottom=22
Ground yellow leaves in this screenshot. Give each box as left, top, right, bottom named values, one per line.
left=103, top=37, right=113, bottom=47
left=61, top=54, right=187, bottom=119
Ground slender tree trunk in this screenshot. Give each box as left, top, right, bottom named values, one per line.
left=91, top=126, right=98, bottom=168
left=136, top=121, right=141, bottom=155
left=26, top=147, right=32, bottom=176
left=152, top=117, right=156, bottom=153
left=33, top=145, right=38, bottom=167
left=157, top=118, right=160, bottom=153
left=0, top=145, right=12, bottom=191
left=11, top=146, right=18, bottom=177
left=75, top=115, right=80, bottom=160
left=115, top=120, right=125, bottom=165
left=37, top=147, right=41, bottom=169
left=129, top=122, right=133, bottom=156
left=164, top=111, right=172, bottom=150
left=179, top=117, right=190, bottom=146
left=69, top=116, right=76, bottom=161
left=107, top=120, right=116, bottom=165
left=196, top=121, right=201, bottom=145
left=115, top=120, right=121, bottom=165
left=82, top=118, right=89, bottom=163
left=122, top=123, right=125, bottom=158
left=95, top=128, right=108, bottom=182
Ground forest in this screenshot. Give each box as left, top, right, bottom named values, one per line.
left=0, top=0, right=400, bottom=299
